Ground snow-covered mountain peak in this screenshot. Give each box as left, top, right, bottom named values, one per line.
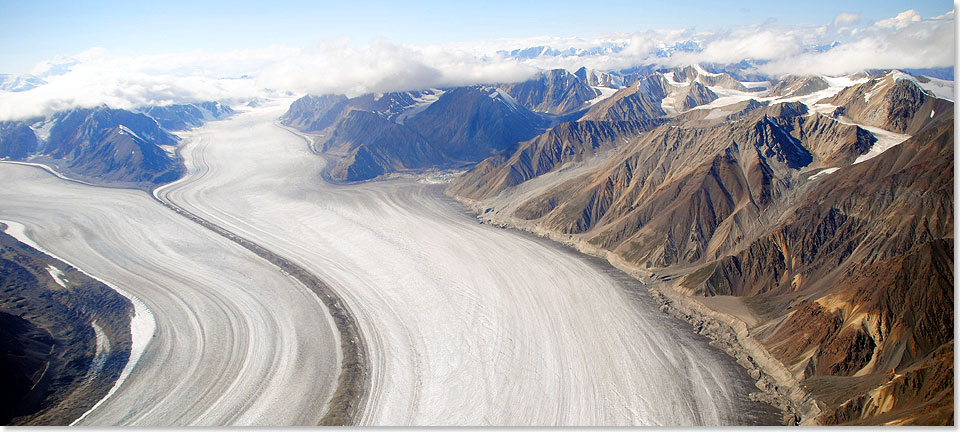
left=0, top=74, right=47, bottom=93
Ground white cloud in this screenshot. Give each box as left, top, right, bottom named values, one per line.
left=760, top=9, right=954, bottom=75
left=0, top=47, right=278, bottom=121
left=674, top=30, right=804, bottom=64
left=832, top=12, right=861, bottom=28
left=875, top=9, right=922, bottom=30
left=0, top=8, right=954, bottom=121
left=257, top=39, right=538, bottom=97
left=0, top=40, right=538, bottom=121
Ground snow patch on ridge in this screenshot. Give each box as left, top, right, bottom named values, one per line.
left=864, top=79, right=890, bottom=103
left=808, top=167, right=840, bottom=181
left=117, top=124, right=144, bottom=142
left=159, top=145, right=177, bottom=157
left=692, top=64, right=719, bottom=77
left=662, top=71, right=690, bottom=87
left=890, top=70, right=918, bottom=84
left=395, top=90, right=444, bottom=124
left=489, top=88, right=522, bottom=112
left=690, top=74, right=869, bottom=114
left=46, top=265, right=68, bottom=287
left=852, top=125, right=911, bottom=164
left=31, top=119, right=55, bottom=141
left=917, top=76, right=954, bottom=101
left=741, top=81, right=771, bottom=89
left=89, top=320, right=111, bottom=377
left=808, top=98, right=912, bottom=165
left=586, top=86, right=619, bottom=106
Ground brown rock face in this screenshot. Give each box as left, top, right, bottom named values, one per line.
left=497, top=69, right=601, bottom=115
left=820, top=73, right=953, bottom=135
left=448, top=71, right=954, bottom=425
left=697, top=119, right=953, bottom=425
left=448, top=119, right=664, bottom=201
left=580, top=78, right=667, bottom=122
left=767, top=75, right=830, bottom=98
left=508, top=105, right=817, bottom=268
left=790, top=112, right=876, bottom=165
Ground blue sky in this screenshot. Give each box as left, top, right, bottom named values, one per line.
left=0, top=0, right=954, bottom=73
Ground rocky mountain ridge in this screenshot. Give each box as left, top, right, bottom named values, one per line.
left=441, top=67, right=953, bottom=426
left=0, top=102, right=233, bottom=186
left=281, top=86, right=554, bottom=181
left=280, top=64, right=781, bottom=183
left=821, top=73, right=953, bottom=135
left=142, top=102, right=234, bottom=131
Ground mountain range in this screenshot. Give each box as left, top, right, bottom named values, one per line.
left=438, top=66, right=952, bottom=425
left=1, top=58, right=952, bottom=425
left=279, top=63, right=952, bottom=425
left=280, top=85, right=554, bottom=181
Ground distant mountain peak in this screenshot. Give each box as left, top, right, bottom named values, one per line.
left=0, top=74, right=47, bottom=92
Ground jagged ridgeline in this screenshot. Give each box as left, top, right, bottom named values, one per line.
left=0, top=102, right=233, bottom=187
left=279, top=65, right=759, bottom=182
left=422, top=66, right=948, bottom=426
left=268, top=66, right=954, bottom=424
left=1, top=60, right=951, bottom=426
left=281, top=86, right=556, bottom=182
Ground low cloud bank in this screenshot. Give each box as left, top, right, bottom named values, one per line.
left=0, top=9, right=953, bottom=121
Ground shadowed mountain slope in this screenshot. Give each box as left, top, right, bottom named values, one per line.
left=446, top=70, right=953, bottom=425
